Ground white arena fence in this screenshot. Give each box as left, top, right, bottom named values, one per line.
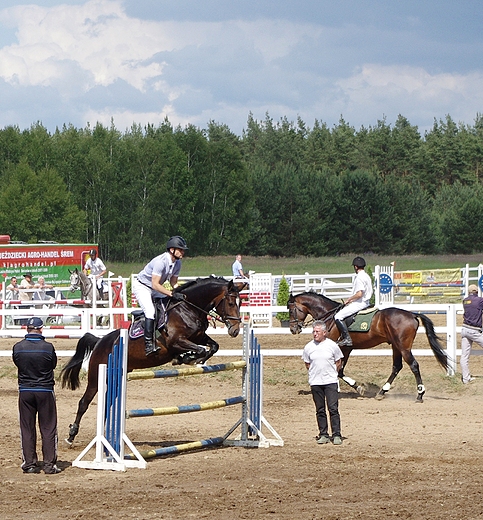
left=1, top=268, right=477, bottom=376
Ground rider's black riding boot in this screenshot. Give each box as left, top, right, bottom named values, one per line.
left=144, top=318, right=159, bottom=356
left=335, top=319, right=353, bottom=347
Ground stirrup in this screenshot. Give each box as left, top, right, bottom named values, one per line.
left=338, top=337, right=353, bottom=347
left=145, top=341, right=160, bottom=356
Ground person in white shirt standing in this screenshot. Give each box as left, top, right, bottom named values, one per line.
left=232, top=254, right=246, bottom=279
left=334, top=256, right=373, bottom=347
left=302, top=320, right=344, bottom=445
left=83, top=249, right=107, bottom=298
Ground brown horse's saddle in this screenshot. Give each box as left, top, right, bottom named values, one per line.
left=347, top=308, right=378, bottom=333
left=129, top=301, right=168, bottom=340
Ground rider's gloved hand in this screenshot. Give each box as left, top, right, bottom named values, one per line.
left=171, top=292, right=185, bottom=301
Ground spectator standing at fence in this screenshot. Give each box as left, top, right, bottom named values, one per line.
left=334, top=256, right=373, bottom=347
left=19, top=272, right=35, bottom=301
left=302, top=320, right=344, bottom=445
left=83, top=249, right=107, bottom=296
left=6, top=276, right=19, bottom=300
left=461, top=284, right=483, bottom=384
left=12, top=317, right=61, bottom=474
left=232, top=254, right=246, bottom=278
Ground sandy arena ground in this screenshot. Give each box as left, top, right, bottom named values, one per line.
left=1, top=329, right=483, bottom=520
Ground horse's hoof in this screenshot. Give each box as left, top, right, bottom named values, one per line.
left=416, top=395, right=424, bottom=403
left=375, top=392, right=385, bottom=401
left=64, top=438, right=74, bottom=448
left=356, top=385, right=365, bottom=396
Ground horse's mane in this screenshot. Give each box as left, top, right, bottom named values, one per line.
left=296, top=291, right=340, bottom=308
left=177, top=276, right=229, bottom=293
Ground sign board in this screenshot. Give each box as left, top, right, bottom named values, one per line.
left=0, top=243, right=97, bottom=286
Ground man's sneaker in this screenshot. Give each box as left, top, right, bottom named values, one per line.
left=332, top=436, right=343, bottom=445
left=44, top=465, right=61, bottom=474
left=316, top=435, right=330, bottom=444
left=463, top=377, right=476, bottom=384
left=23, top=466, right=40, bottom=474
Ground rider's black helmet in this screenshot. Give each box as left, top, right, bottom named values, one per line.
left=352, top=256, right=366, bottom=268
left=166, top=236, right=189, bottom=251
left=90, top=249, right=97, bottom=257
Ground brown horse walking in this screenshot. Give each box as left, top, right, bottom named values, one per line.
left=61, top=277, right=241, bottom=445
left=288, top=292, right=449, bottom=401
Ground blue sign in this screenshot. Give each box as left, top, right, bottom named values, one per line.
left=379, top=273, right=393, bottom=294
left=479, top=275, right=483, bottom=292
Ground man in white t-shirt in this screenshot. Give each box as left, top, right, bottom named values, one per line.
left=302, top=320, right=344, bottom=445
left=334, top=256, right=373, bottom=347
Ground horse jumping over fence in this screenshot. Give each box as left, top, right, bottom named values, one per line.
left=61, top=276, right=242, bottom=445
left=288, top=292, right=449, bottom=402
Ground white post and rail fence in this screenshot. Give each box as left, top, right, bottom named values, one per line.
left=1, top=266, right=482, bottom=374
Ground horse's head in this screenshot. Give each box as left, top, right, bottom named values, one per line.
left=69, top=268, right=80, bottom=292
left=214, top=279, right=241, bottom=337
left=288, top=292, right=341, bottom=335
left=287, top=293, right=308, bottom=335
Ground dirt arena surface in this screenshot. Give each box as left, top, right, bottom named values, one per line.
left=1, top=330, right=483, bottom=520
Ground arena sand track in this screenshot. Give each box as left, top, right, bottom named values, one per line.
left=1, top=331, right=483, bottom=520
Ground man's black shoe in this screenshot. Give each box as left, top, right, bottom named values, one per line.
left=23, top=466, right=40, bottom=474
left=44, top=465, right=62, bottom=474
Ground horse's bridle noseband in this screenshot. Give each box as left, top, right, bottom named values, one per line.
left=174, top=288, right=242, bottom=328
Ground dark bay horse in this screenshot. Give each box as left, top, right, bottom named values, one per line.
left=288, top=292, right=449, bottom=401
left=61, top=277, right=241, bottom=445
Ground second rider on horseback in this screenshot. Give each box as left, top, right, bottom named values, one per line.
left=334, top=256, right=373, bottom=347
left=132, top=236, right=188, bottom=356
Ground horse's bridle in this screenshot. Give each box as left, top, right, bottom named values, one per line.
left=287, top=301, right=310, bottom=331
left=69, top=270, right=93, bottom=294
left=288, top=300, right=341, bottom=331
left=173, top=287, right=242, bottom=328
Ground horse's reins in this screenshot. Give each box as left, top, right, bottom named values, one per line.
left=289, top=302, right=343, bottom=330
left=171, top=290, right=242, bottom=326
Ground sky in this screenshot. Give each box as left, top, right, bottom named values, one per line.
left=1, top=0, right=483, bottom=135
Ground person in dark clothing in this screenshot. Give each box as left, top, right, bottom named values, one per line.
left=12, top=317, right=61, bottom=474
left=461, top=284, right=483, bottom=384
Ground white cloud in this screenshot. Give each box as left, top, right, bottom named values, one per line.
left=0, top=0, right=482, bottom=133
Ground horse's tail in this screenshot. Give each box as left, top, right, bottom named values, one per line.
left=60, top=333, right=100, bottom=390
left=414, top=313, right=448, bottom=370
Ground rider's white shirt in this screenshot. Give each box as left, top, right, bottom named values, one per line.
left=84, top=257, right=106, bottom=277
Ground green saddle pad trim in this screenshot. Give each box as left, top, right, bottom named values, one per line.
left=348, top=309, right=378, bottom=332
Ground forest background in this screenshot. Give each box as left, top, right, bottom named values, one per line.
left=1, top=112, right=483, bottom=263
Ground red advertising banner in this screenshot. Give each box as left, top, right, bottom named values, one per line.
left=0, top=243, right=97, bottom=285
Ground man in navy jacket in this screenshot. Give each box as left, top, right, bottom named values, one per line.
left=12, top=317, right=60, bottom=474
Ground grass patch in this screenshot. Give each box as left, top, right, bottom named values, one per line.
left=108, top=253, right=483, bottom=278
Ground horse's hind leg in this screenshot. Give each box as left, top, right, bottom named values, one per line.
left=376, top=349, right=403, bottom=400
left=65, top=381, right=98, bottom=446
left=401, top=350, right=425, bottom=402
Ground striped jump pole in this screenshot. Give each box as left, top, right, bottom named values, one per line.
left=72, top=330, right=147, bottom=471
left=127, top=396, right=245, bottom=418
left=126, top=437, right=225, bottom=461
left=127, top=360, right=246, bottom=380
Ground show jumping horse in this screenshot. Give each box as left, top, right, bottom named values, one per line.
left=69, top=267, right=108, bottom=303
left=288, top=292, right=449, bottom=402
left=61, top=276, right=242, bottom=445
left=69, top=267, right=109, bottom=326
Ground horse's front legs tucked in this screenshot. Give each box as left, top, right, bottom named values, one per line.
left=172, top=335, right=219, bottom=365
